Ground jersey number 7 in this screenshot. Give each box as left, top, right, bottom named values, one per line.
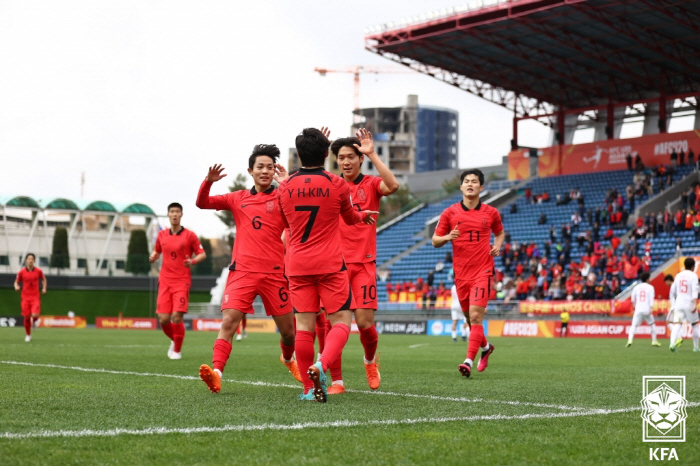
left=295, top=205, right=320, bottom=243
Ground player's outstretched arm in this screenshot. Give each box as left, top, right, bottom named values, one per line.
left=13, top=277, right=20, bottom=292
left=354, top=128, right=399, bottom=196
left=197, top=164, right=228, bottom=210
left=432, top=229, right=459, bottom=248
left=41, top=275, right=47, bottom=295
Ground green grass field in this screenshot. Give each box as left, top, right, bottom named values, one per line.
left=0, top=289, right=211, bottom=323
left=0, top=328, right=698, bottom=465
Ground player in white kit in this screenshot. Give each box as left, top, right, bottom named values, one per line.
left=450, top=284, right=470, bottom=342
left=626, top=272, right=660, bottom=347
left=669, top=257, right=700, bottom=352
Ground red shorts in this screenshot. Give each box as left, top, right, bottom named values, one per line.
left=156, top=283, right=190, bottom=314
left=455, top=276, right=492, bottom=310
left=222, top=271, right=291, bottom=316
left=21, top=298, right=41, bottom=316
left=347, top=262, right=377, bottom=310
left=289, top=271, right=352, bottom=314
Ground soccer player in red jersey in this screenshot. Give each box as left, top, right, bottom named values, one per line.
left=326, top=128, right=399, bottom=394
left=149, top=203, right=206, bottom=360
left=14, top=253, right=47, bottom=342
left=278, top=127, right=377, bottom=402
left=433, top=169, right=504, bottom=378
left=196, top=145, right=301, bottom=394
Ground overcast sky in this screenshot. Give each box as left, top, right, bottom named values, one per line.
left=2, top=0, right=560, bottom=237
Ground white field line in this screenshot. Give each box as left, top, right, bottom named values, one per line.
left=7, top=405, right=696, bottom=440
left=408, top=343, right=430, bottom=348
left=1, top=360, right=584, bottom=411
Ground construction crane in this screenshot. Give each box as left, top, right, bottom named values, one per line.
left=314, top=65, right=415, bottom=111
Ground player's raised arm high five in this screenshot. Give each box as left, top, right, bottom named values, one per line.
left=328, top=128, right=399, bottom=394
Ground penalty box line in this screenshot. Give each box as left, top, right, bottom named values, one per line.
left=1, top=360, right=585, bottom=411
left=0, top=406, right=666, bottom=440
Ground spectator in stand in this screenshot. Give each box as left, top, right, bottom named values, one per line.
left=504, top=231, right=511, bottom=243
left=622, top=255, right=641, bottom=283
left=681, top=190, right=688, bottom=210
left=686, top=210, right=694, bottom=231
left=538, top=212, right=547, bottom=225
left=571, top=212, right=581, bottom=231
left=680, top=149, right=685, bottom=166
left=549, top=225, right=557, bottom=242
left=664, top=209, right=673, bottom=234
left=563, top=240, right=572, bottom=264
left=426, top=270, right=434, bottom=288
left=604, top=226, right=614, bottom=241
left=562, top=223, right=572, bottom=240
left=695, top=214, right=700, bottom=241
left=525, top=187, right=531, bottom=201
left=444, top=251, right=453, bottom=264
left=611, top=235, right=621, bottom=251
left=587, top=208, right=593, bottom=226
left=656, top=211, right=664, bottom=234
left=671, top=149, right=678, bottom=168
left=580, top=273, right=597, bottom=299
left=510, top=202, right=518, bottom=214
left=635, top=153, right=644, bottom=172
left=690, top=188, right=697, bottom=213
left=641, top=253, right=652, bottom=273
left=676, top=237, right=683, bottom=254
left=689, top=148, right=695, bottom=168
left=626, top=153, right=633, bottom=171
left=674, top=209, right=683, bottom=232
left=594, top=206, right=601, bottom=224
left=592, top=222, right=600, bottom=242
left=556, top=192, right=571, bottom=206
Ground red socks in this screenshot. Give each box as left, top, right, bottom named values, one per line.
left=161, top=321, right=174, bottom=340
left=325, top=319, right=342, bottom=380
left=467, top=324, right=484, bottom=361
left=295, top=330, right=315, bottom=391
left=359, top=325, right=378, bottom=361
left=280, top=341, right=295, bottom=361
left=212, top=338, right=232, bottom=373
left=172, top=323, right=185, bottom=353
left=315, top=313, right=327, bottom=353
left=23, top=316, right=31, bottom=336
left=319, top=323, right=350, bottom=373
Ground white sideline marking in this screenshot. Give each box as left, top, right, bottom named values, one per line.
left=0, top=360, right=583, bottom=411
left=3, top=405, right=684, bottom=440
left=408, top=343, right=429, bottom=349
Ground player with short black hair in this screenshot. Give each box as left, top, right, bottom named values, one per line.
left=669, top=258, right=700, bottom=352
left=14, top=253, right=47, bottom=342
left=149, top=203, right=206, bottom=359
left=626, top=271, right=660, bottom=347
left=196, top=145, right=303, bottom=393
left=279, top=126, right=377, bottom=402
left=326, top=128, right=399, bottom=393
left=433, top=168, right=504, bottom=377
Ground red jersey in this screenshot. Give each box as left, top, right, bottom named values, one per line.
left=155, top=227, right=204, bottom=284
left=338, top=174, right=383, bottom=263
left=197, top=181, right=285, bottom=274
left=16, top=267, right=44, bottom=300
left=278, top=167, right=363, bottom=276
left=434, top=201, right=503, bottom=282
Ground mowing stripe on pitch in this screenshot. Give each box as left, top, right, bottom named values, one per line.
left=5, top=405, right=690, bottom=440
left=0, top=360, right=583, bottom=411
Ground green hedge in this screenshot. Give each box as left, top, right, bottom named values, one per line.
left=0, top=288, right=211, bottom=324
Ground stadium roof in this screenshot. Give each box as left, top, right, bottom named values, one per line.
left=365, top=0, right=700, bottom=117
left=0, top=196, right=155, bottom=215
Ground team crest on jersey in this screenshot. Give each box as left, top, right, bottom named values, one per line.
left=266, top=200, right=275, bottom=213
left=357, top=187, right=367, bottom=201
left=481, top=218, right=489, bottom=228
